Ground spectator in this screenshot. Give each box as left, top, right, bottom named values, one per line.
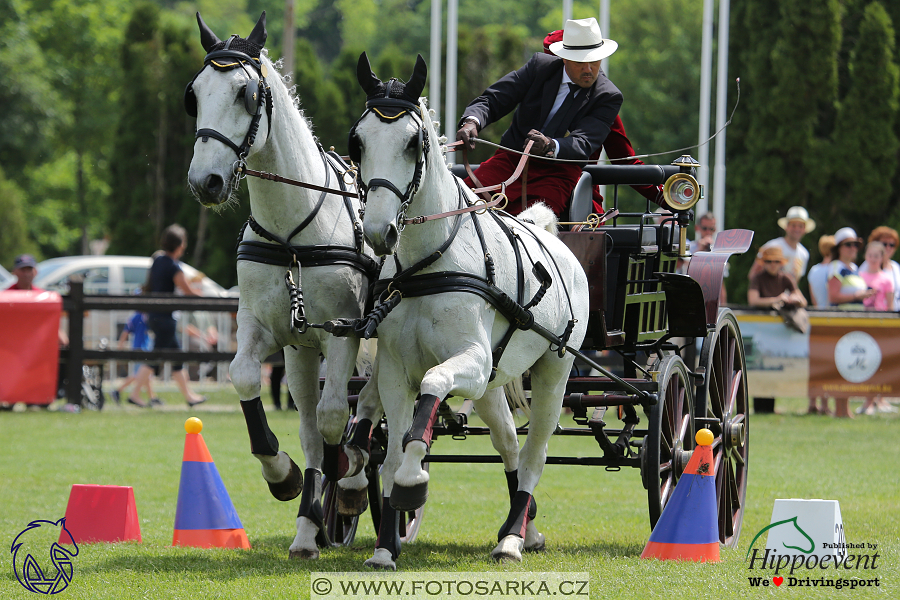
left=112, top=308, right=158, bottom=408
left=750, top=206, right=816, bottom=285
left=747, top=246, right=807, bottom=309
left=457, top=18, right=622, bottom=216
left=690, top=213, right=717, bottom=253
left=859, top=242, right=895, bottom=311
left=827, top=227, right=874, bottom=309
left=806, top=235, right=836, bottom=309
left=147, top=224, right=206, bottom=407
left=860, top=226, right=900, bottom=309
left=7, top=253, right=69, bottom=352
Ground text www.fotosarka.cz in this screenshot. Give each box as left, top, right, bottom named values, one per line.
left=310, top=572, right=590, bottom=599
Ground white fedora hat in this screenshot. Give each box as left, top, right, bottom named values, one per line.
left=548, top=18, right=618, bottom=63
left=777, top=206, right=816, bottom=233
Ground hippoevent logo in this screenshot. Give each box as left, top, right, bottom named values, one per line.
left=745, top=516, right=880, bottom=589
left=11, top=518, right=79, bottom=594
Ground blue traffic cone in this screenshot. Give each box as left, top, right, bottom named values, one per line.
left=641, top=428, right=720, bottom=562
left=173, top=418, right=250, bottom=549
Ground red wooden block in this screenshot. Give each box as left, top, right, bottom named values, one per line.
left=59, top=485, right=141, bottom=544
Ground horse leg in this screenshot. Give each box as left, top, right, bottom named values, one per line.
left=337, top=370, right=383, bottom=516
left=365, top=359, right=416, bottom=571
left=471, top=388, right=543, bottom=552
left=283, top=346, right=331, bottom=559
left=318, top=336, right=362, bottom=482
left=230, top=309, right=302, bottom=501
left=492, top=353, right=573, bottom=562
left=391, top=344, right=491, bottom=511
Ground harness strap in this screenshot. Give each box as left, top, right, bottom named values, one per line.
left=236, top=240, right=379, bottom=274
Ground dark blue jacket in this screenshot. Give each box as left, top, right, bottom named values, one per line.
left=460, top=53, right=623, bottom=161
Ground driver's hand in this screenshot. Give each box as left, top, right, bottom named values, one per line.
left=525, top=129, right=554, bottom=157
left=456, top=121, right=478, bottom=150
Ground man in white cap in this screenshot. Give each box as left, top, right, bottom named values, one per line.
left=457, top=17, right=622, bottom=216
left=750, top=206, right=816, bottom=284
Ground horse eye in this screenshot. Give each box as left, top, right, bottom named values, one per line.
left=406, top=136, right=418, bottom=152
left=238, top=85, right=247, bottom=102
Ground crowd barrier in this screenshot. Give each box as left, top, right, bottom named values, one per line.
left=733, top=307, right=900, bottom=401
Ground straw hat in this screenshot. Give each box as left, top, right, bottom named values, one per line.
left=759, top=246, right=787, bottom=264
left=548, top=18, right=618, bottom=63
left=777, top=206, right=815, bottom=233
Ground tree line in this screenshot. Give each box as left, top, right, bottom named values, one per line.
left=2, top=0, right=897, bottom=298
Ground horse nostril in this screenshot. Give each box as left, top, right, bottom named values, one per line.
left=205, top=174, right=224, bottom=197
left=384, top=224, right=398, bottom=249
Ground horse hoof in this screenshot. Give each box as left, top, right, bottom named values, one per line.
left=267, top=457, right=303, bottom=501
left=289, top=548, right=320, bottom=560
left=524, top=532, right=546, bottom=553
left=491, top=535, right=524, bottom=563
left=389, top=481, right=428, bottom=512
left=364, top=549, right=397, bottom=570
left=337, top=486, right=369, bottom=516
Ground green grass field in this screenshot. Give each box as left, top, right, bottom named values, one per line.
left=2, top=388, right=897, bottom=599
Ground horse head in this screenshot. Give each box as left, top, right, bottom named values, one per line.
left=186, top=12, right=270, bottom=207
left=352, top=52, right=429, bottom=255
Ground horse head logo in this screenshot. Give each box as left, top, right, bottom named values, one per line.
left=745, top=516, right=815, bottom=558
left=11, top=518, right=79, bottom=594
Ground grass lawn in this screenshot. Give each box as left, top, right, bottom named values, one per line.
left=1, top=388, right=897, bottom=599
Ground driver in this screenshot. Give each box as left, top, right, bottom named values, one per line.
left=457, top=18, right=621, bottom=216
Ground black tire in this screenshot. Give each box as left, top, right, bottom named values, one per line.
left=644, top=354, right=694, bottom=528
left=320, top=475, right=360, bottom=546
left=695, top=308, right=749, bottom=548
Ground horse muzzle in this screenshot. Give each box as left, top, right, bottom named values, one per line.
left=188, top=171, right=230, bottom=206
left=363, top=222, right=399, bottom=256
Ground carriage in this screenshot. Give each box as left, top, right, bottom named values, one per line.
left=320, top=155, right=752, bottom=552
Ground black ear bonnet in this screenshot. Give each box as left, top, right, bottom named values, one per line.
left=348, top=52, right=428, bottom=164
left=184, top=12, right=273, bottom=159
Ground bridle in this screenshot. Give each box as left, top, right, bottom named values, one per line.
left=184, top=36, right=273, bottom=169
left=349, top=86, right=429, bottom=233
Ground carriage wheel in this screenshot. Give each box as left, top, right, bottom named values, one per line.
left=320, top=475, right=360, bottom=546
left=644, top=354, right=694, bottom=528
left=366, top=462, right=427, bottom=544
left=696, top=308, right=749, bottom=548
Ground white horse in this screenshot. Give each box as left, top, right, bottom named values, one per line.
left=185, top=12, right=378, bottom=559
left=349, top=53, right=589, bottom=569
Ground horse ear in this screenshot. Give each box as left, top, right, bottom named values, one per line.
left=247, top=11, right=267, bottom=47
left=196, top=12, right=221, bottom=52
left=405, top=54, right=428, bottom=100
left=357, top=52, right=383, bottom=96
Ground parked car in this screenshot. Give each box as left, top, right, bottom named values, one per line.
left=33, top=255, right=237, bottom=298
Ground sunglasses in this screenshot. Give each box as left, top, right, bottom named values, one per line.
left=881, top=241, right=896, bottom=248
left=764, top=260, right=783, bottom=264
left=840, top=241, right=861, bottom=248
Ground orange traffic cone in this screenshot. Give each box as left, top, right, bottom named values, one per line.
left=641, top=428, right=720, bottom=562
left=173, top=417, right=250, bottom=549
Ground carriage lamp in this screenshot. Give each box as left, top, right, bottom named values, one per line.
left=662, top=173, right=701, bottom=212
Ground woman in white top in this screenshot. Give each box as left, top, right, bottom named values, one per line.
left=827, top=228, right=875, bottom=308
left=860, top=226, right=900, bottom=311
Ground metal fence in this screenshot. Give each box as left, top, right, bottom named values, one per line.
left=60, top=280, right=239, bottom=405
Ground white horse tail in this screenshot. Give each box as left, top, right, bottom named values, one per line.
left=356, top=338, right=377, bottom=378
left=517, top=202, right=558, bottom=238
left=503, top=375, right=531, bottom=418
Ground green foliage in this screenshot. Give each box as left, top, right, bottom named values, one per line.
left=0, top=0, right=63, bottom=180
left=832, top=2, right=899, bottom=221
left=0, top=166, right=34, bottom=267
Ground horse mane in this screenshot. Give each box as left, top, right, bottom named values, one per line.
left=417, top=97, right=451, bottom=170
left=263, top=50, right=315, bottom=139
